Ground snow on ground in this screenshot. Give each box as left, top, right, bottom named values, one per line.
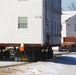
left=61, top=52, right=76, bottom=62
left=0, top=52, right=76, bottom=75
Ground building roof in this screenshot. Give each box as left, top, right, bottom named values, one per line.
left=62, top=11, right=76, bottom=23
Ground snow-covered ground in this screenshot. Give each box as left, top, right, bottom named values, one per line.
left=0, top=52, right=76, bottom=75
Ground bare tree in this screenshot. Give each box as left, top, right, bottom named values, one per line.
left=68, top=2, right=76, bottom=11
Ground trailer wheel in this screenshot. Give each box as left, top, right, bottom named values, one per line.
left=47, top=48, right=53, bottom=59
left=4, top=51, right=10, bottom=58
left=0, top=50, right=3, bottom=59
left=27, top=49, right=33, bottom=62
left=27, top=48, right=41, bottom=62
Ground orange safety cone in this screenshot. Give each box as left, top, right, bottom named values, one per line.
left=20, top=43, right=24, bottom=51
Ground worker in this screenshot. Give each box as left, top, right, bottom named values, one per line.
left=15, top=48, right=21, bottom=61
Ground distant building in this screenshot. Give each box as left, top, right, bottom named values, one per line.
left=61, top=11, right=76, bottom=42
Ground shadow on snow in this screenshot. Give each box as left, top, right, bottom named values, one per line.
left=44, top=55, right=76, bottom=65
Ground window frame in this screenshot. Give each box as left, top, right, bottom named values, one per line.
left=18, top=17, right=28, bottom=29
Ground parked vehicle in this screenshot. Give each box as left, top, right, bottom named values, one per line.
left=59, top=37, right=76, bottom=52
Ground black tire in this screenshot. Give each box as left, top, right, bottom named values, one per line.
left=48, top=48, right=53, bottom=59
left=0, top=51, right=3, bottom=59
left=4, top=51, right=10, bottom=58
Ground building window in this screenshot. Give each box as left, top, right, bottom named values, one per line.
left=18, top=17, right=28, bottom=29
left=68, top=24, right=70, bottom=26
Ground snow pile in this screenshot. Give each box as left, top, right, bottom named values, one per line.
left=10, top=61, right=76, bottom=75
left=10, top=62, right=63, bottom=75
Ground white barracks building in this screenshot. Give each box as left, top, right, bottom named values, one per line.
left=61, top=11, right=76, bottom=42
left=0, top=0, right=61, bottom=47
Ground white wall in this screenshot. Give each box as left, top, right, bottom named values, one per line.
left=0, top=0, right=61, bottom=46
left=66, top=15, right=76, bottom=37
left=0, top=0, right=43, bottom=44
